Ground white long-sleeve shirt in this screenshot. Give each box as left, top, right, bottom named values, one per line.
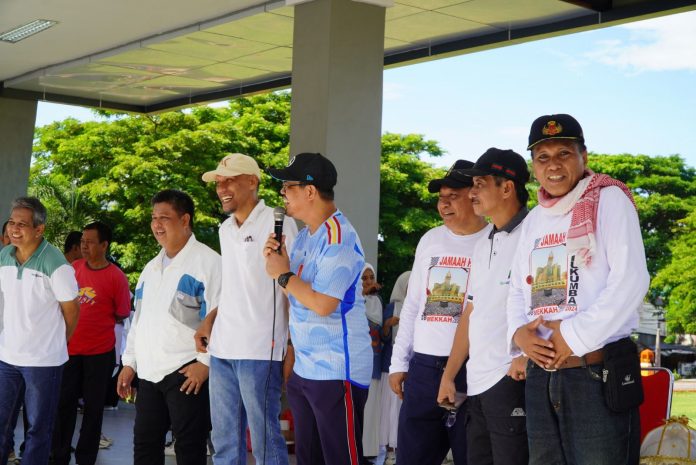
left=122, top=234, right=221, bottom=383
left=507, top=186, right=650, bottom=357
left=390, top=224, right=492, bottom=374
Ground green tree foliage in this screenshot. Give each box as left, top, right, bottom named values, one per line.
left=586, top=154, right=696, bottom=279
left=32, top=93, right=292, bottom=285
left=378, top=133, right=445, bottom=295
left=652, top=209, right=696, bottom=333
left=30, top=94, right=445, bottom=293
left=29, top=97, right=696, bottom=331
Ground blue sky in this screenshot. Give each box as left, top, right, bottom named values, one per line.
left=36, top=10, right=696, bottom=169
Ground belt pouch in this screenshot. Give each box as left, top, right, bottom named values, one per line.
left=601, top=337, right=644, bottom=413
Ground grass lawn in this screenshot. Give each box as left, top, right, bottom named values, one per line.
left=670, top=392, right=696, bottom=428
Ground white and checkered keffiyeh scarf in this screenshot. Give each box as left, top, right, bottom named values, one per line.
left=537, top=169, right=636, bottom=267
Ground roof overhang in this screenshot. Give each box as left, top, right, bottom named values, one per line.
left=1, top=0, right=695, bottom=113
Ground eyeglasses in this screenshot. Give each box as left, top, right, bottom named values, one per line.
left=280, top=182, right=307, bottom=193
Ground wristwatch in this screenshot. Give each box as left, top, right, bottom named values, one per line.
left=277, top=271, right=295, bottom=289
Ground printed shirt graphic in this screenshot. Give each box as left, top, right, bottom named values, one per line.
left=528, top=232, right=579, bottom=319
left=68, top=259, right=132, bottom=356
left=287, top=210, right=372, bottom=387
left=422, top=256, right=471, bottom=324
left=390, top=224, right=491, bottom=373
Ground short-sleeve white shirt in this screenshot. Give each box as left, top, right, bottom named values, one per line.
left=0, top=240, right=78, bottom=367
left=208, top=199, right=298, bottom=361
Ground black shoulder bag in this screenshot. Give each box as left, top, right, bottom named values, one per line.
left=602, top=337, right=644, bottom=413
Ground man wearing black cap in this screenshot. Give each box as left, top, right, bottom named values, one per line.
left=437, top=148, right=530, bottom=465
left=507, top=114, right=649, bottom=464
left=263, top=153, right=373, bottom=465
left=389, top=160, right=490, bottom=465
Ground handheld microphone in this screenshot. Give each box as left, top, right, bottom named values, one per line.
left=273, top=207, right=285, bottom=254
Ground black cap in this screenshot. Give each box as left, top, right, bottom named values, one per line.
left=427, top=160, right=475, bottom=193
left=268, top=152, right=338, bottom=190
left=460, top=148, right=529, bottom=185
left=527, top=114, right=584, bottom=150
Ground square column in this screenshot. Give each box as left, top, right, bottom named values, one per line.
left=290, top=0, right=386, bottom=266
left=0, top=97, right=37, bottom=215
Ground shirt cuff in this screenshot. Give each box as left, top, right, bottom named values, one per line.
left=121, top=357, right=137, bottom=372
left=560, top=319, right=592, bottom=356
left=196, top=352, right=211, bottom=366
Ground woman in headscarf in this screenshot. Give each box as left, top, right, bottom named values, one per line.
left=377, top=270, right=410, bottom=465
left=361, top=264, right=384, bottom=463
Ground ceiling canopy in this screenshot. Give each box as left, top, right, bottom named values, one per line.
left=1, top=0, right=694, bottom=113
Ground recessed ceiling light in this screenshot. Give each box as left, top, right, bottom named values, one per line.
left=0, top=19, right=58, bottom=43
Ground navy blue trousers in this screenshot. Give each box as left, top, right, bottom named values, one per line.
left=286, top=372, right=368, bottom=465
left=397, top=353, right=468, bottom=465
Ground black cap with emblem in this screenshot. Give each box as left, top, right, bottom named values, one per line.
left=527, top=114, right=584, bottom=150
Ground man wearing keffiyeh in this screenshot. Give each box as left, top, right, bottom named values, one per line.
left=506, top=114, right=650, bottom=465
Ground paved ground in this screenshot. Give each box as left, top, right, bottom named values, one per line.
left=675, top=379, right=696, bottom=392
left=11, top=402, right=297, bottom=464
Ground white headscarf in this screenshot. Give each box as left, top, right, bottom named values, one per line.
left=362, top=263, right=383, bottom=325
left=389, top=270, right=411, bottom=341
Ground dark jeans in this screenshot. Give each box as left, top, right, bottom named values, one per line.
left=51, top=349, right=115, bottom=465
left=466, top=375, right=528, bottom=465
left=286, top=372, right=368, bottom=465
left=8, top=397, right=28, bottom=453
left=133, top=362, right=210, bottom=465
left=397, top=353, right=467, bottom=465
left=526, top=362, right=640, bottom=465
left=0, top=360, right=63, bottom=465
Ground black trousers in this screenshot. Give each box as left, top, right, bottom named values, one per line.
left=466, top=375, right=528, bottom=465
left=51, top=349, right=115, bottom=465
left=133, top=362, right=210, bottom=465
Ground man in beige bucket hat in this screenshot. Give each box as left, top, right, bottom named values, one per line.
left=196, top=153, right=297, bottom=465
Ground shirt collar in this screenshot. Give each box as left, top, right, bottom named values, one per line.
left=154, top=233, right=197, bottom=270
left=231, top=199, right=265, bottom=228
left=489, top=207, right=528, bottom=239
left=10, top=238, right=49, bottom=265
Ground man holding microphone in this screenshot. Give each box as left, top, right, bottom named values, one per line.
left=196, top=153, right=297, bottom=465
left=264, top=152, right=372, bottom=465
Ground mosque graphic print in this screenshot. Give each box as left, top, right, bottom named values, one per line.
left=530, top=244, right=568, bottom=312
left=422, top=256, right=470, bottom=323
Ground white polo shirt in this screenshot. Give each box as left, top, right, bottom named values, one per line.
left=208, top=199, right=298, bottom=361
left=391, top=224, right=492, bottom=374
left=507, top=186, right=650, bottom=357
left=122, top=234, right=221, bottom=383
left=0, top=240, right=78, bottom=367
left=467, top=208, right=527, bottom=396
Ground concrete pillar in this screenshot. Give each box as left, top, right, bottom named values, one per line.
left=290, top=0, right=385, bottom=266
left=0, top=97, right=37, bottom=216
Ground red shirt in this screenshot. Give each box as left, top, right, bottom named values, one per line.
left=68, top=259, right=132, bottom=356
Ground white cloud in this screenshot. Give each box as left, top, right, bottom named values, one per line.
left=587, top=10, right=696, bottom=72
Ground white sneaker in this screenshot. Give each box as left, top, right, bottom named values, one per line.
left=164, top=439, right=176, bottom=456
left=99, top=434, right=113, bottom=449
left=385, top=450, right=396, bottom=465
